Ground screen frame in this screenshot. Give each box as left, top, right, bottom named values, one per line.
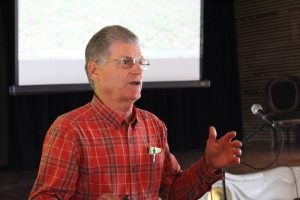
left=10, top=0, right=208, bottom=95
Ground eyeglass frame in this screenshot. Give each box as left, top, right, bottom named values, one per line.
left=92, top=56, right=150, bottom=71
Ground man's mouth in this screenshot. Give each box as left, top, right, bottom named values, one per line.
left=129, top=81, right=141, bottom=86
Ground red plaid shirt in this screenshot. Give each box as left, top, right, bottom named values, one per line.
left=29, top=96, right=222, bottom=200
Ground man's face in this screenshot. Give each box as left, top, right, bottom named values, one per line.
left=94, top=41, right=144, bottom=104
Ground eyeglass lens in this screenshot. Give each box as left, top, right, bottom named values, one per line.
left=120, top=57, right=149, bottom=70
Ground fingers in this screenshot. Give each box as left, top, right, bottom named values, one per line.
left=222, top=131, right=237, bottom=142
left=206, top=126, right=243, bottom=168
left=232, top=148, right=242, bottom=157
left=231, top=140, right=242, bottom=148
left=211, top=128, right=238, bottom=142
left=208, top=126, right=217, bottom=141
left=222, top=130, right=242, bottom=165
left=231, top=156, right=241, bottom=164
left=225, top=148, right=242, bottom=166
left=229, top=143, right=242, bottom=165
left=221, top=131, right=243, bottom=148
left=208, top=127, right=243, bottom=148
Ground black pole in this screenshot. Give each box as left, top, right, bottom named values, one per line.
left=222, top=171, right=227, bottom=200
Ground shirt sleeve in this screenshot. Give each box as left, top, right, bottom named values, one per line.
left=159, top=141, right=223, bottom=200
left=29, top=117, right=81, bottom=200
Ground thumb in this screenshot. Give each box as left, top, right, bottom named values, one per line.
left=208, top=126, right=217, bottom=141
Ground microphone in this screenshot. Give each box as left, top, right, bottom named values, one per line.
left=251, top=104, right=280, bottom=130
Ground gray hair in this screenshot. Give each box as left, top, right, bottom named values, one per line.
left=85, top=25, right=139, bottom=88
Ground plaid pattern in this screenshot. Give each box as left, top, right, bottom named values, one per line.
left=29, top=96, right=222, bottom=200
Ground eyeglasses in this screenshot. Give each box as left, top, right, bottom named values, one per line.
left=94, top=57, right=150, bottom=71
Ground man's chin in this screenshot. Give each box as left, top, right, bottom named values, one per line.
left=122, top=92, right=141, bottom=103
left=132, top=94, right=141, bottom=102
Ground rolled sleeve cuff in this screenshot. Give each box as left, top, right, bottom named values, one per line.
left=195, top=156, right=224, bottom=187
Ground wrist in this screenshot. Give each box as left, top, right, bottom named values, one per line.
left=204, top=153, right=218, bottom=171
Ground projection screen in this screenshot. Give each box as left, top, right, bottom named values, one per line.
left=10, top=0, right=208, bottom=94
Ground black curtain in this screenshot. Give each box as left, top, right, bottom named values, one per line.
left=0, top=0, right=9, bottom=167
left=0, top=0, right=242, bottom=170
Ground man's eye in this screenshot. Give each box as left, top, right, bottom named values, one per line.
left=138, top=59, right=145, bottom=65
left=120, top=58, right=131, bottom=65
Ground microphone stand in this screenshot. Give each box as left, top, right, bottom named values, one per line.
left=222, top=170, right=227, bottom=200
left=221, top=123, right=282, bottom=199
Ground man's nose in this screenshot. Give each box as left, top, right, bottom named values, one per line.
left=131, top=62, right=143, bottom=74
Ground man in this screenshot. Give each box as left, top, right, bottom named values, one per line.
left=29, top=25, right=242, bottom=200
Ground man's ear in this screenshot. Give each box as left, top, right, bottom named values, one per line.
left=87, top=60, right=100, bottom=80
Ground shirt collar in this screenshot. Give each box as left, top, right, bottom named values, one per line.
left=91, top=95, right=138, bottom=130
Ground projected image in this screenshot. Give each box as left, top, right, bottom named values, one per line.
left=18, top=0, right=201, bottom=85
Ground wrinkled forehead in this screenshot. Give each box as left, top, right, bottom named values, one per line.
left=107, top=41, right=142, bottom=57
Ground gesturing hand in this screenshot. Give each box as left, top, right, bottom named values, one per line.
left=204, top=126, right=242, bottom=170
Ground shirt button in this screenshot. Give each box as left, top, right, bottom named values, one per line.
left=131, top=166, right=136, bottom=172
left=129, top=137, right=134, bottom=144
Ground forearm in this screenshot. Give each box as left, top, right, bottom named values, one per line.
left=161, top=156, right=223, bottom=200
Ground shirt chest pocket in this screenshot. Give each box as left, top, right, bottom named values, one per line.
left=143, top=134, right=165, bottom=168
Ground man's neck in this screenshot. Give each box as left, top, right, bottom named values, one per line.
left=95, top=95, right=133, bottom=121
